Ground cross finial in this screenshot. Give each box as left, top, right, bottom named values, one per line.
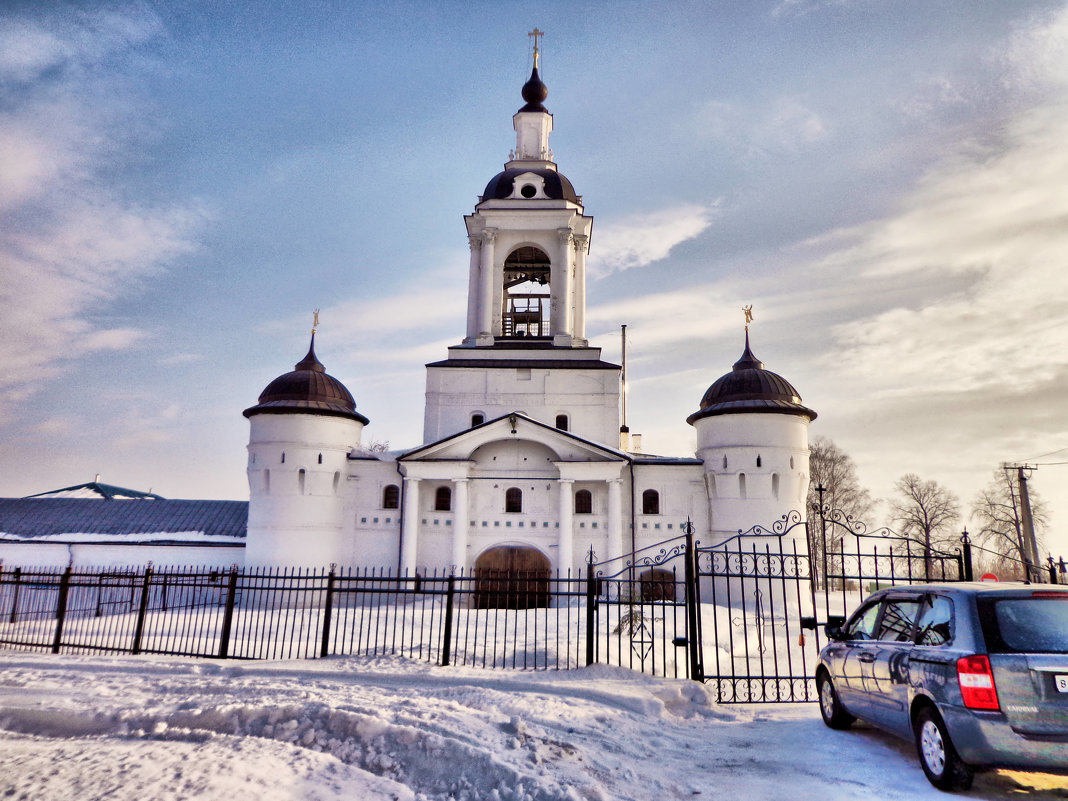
left=312, top=308, right=320, bottom=335
left=528, top=28, right=544, bottom=68
left=742, top=304, right=754, bottom=331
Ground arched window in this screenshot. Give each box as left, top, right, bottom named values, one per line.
left=298, top=468, right=306, bottom=495
left=555, top=414, right=568, bottom=431
left=263, top=469, right=270, bottom=494
left=318, top=453, right=323, bottom=464
left=642, top=489, right=660, bottom=515
left=505, top=487, right=523, bottom=513
left=739, top=473, right=747, bottom=500
left=281, top=451, right=286, bottom=464
left=434, top=486, right=452, bottom=511
left=471, top=413, right=484, bottom=427
left=771, top=473, right=780, bottom=499
left=722, top=455, right=727, bottom=469
left=756, top=455, right=762, bottom=468
left=333, top=471, right=340, bottom=493
left=382, top=484, right=400, bottom=509
left=790, top=456, right=795, bottom=469
left=574, top=489, right=592, bottom=514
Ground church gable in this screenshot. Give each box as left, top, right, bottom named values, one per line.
left=400, top=413, right=627, bottom=465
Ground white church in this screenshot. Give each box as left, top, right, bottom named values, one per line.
left=241, top=49, right=817, bottom=577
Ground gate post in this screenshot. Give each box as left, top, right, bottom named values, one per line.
left=585, top=562, right=596, bottom=666
left=683, top=529, right=703, bottom=682
left=217, top=566, right=240, bottom=659
left=131, top=567, right=154, bottom=655
left=440, top=573, right=456, bottom=667
left=319, top=565, right=337, bottom=658
left=9, top=567, right=21, bottom=624
left=51, top=566, right=73, bottom=654
left=960, top=529, right=974, bottom=582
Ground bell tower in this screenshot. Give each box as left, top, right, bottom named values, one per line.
left=423, top=35, right=620, bottom=446
left=462, top=32, right=593, bottom=349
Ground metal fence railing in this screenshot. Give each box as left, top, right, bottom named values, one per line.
left=0, top=565, right=620, bottom=672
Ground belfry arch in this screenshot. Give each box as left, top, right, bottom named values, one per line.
left=502, top=246, right=551, bottom=338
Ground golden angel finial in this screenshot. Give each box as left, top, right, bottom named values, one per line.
left=742, top=305, right=754, bottom=331
left=312, top=308, right=320, bottom=335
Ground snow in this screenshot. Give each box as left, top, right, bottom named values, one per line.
left=2, top=653, right=1067, bottom=800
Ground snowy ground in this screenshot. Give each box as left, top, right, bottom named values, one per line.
left=1, top=653, right=1066, bottom=801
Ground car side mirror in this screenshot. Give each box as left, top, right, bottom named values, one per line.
left=824, top=615, right=847, bottom=641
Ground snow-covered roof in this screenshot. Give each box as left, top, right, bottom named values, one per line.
left=24, top=481, right=166, bottom=500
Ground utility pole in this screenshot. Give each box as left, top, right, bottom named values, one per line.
left=1006, top=464, right=1041, bottom=578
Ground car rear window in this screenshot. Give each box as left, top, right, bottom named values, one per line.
left=978, top=596, right=1068, bottom=654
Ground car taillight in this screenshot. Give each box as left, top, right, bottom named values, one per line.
left=957, top=654, right=1000, bottom=711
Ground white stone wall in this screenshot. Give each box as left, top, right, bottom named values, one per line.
left=693, top=412, right=811, bottom=543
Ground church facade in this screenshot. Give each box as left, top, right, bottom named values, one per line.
left=242, top=55, right=817, bottom=576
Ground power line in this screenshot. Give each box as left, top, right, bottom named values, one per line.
left=1021, top=446, right=1068, bottom=461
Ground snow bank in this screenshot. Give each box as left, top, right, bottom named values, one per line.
left=1, top=653, right=1065, bottom=800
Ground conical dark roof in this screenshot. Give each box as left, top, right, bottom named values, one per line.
left=243, top=335, right=369, bottom=424
left=686, top=333, right=816, bottom=425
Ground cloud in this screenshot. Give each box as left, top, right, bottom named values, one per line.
left=815, top=92, right=1068, bottom=398
left=587, top=204, right=717, bottom=278
left=691, top=97, right=828, bottom=159
left=770, top=0, right=866, bottom=19
left=0, top=9, right=202, bottom=421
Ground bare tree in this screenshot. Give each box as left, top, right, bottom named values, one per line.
left=889, top=473, right=961, bottom=575
left=806, top=437, right=875, bottom=587
left=970, top=469, right=1048, bottom=580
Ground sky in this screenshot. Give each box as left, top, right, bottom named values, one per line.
left=3, top=651, right=1067, bottom=799
left=1, top=0, right=1067, bottom=558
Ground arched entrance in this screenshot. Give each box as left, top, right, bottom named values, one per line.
left=639, top=568, right=677, bottom=602
left=474, top=546, right=551, bottom=609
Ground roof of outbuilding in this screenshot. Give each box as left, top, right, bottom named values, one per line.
left=24, top=481, right=165, bottom=500
left=686, top=334, right=816, bottom=424
left=243, top=334, right=369, bottom=424
left=0, top=498, right=248, bottom=541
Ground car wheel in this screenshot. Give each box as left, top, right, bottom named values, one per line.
left=913, top=706, right=974, bottom=791
left=817, top=671, right=855, bottom=730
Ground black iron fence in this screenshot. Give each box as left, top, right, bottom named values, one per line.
left=2, top=509, right=1063, bottom=695
left=0, top=564, right=654, bottom=672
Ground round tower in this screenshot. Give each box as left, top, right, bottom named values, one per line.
left=243, top=335, right=368, bottom=566
left=687, top=333, right=816, bottom=540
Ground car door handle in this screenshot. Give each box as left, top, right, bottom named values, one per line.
left=858, top=653, right=876, bottom=663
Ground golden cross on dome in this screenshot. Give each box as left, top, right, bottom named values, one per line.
left=742, top=305, right=754, bottom=331
left=528, top=28, right=544, bottom=67
left=312, top=308, right=320, bottom=335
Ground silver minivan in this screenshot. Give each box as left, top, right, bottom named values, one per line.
left=816, top=582, right=1068, bottom=791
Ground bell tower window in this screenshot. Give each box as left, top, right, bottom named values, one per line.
left=502, top=246, right=550, bottom=338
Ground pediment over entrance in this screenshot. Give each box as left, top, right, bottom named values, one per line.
left=400, top=412, right=627, bottom=466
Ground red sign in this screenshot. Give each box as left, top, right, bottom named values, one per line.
left=980, top=573, right=999, bottom=582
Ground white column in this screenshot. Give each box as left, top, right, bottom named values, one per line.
left=451, top=479, right=469, bottom=571
left=552, top=228, right=574, bottom=344
left=573, top=234, right=588, bottom=343
left=607, top=478, right=623, bottom=559
left=400, top=477, right=421, bottom=574
left=465, top=236, right=481, bottom=343
left=557, top=479, right=574, bottom=573
left=477, top=229, right=497, bottom=344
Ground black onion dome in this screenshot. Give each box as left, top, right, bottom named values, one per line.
left=686, top=334, right=816, bottom=425
left=519, top=65, right=548, bottom=112
left=243, top=335, right=369, bottom=424
left=481, top=168, right=579, bottom=202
